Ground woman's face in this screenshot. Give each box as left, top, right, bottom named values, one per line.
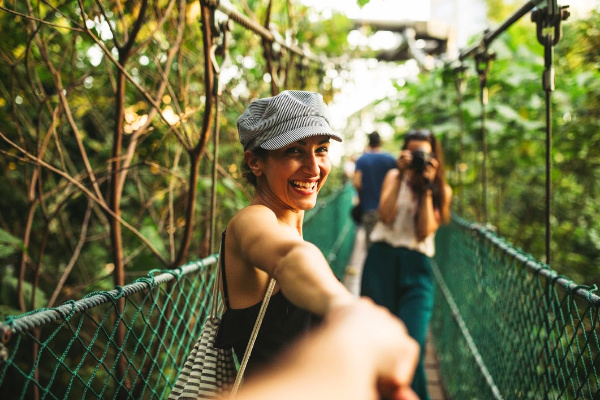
left=405, top=139, right=432, bottom=154
left=257, top=135, right=332, bottom=211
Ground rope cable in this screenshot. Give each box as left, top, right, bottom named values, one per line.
left=2, top=257, right=218, bottom=334
left=210, top=0, right=322, bottom=63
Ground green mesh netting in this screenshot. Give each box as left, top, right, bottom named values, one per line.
left=303, top=182, right=356, bottom=279
left=432, top=216, right=600, bottom=400
left=0, top=259, right=218, bottom=400
left=0, top=185, right=354, bottom=399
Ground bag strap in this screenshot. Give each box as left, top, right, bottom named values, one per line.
left=229, top=277, right=276, bottom=397
left=214, top=233, right=277, bottom=397
left=209, top=238, right=226, bottom=320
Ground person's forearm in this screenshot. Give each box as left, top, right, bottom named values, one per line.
left=234, top=299, right=421, bottom=400
left=416, top=191, right=439, bottom=241
left=236, top=325, right=372, bottom=400
left=273, top=242, right=355, bottom=316
left=379, top=175, right=402, bottom=225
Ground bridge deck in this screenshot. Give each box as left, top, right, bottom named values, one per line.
left=342, top=227, right=447, bottom=400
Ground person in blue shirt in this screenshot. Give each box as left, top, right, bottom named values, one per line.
left=353, top=131, right=397, bottom=248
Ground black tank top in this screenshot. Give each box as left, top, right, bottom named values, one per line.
left=214, top=231, right=317, bottom=373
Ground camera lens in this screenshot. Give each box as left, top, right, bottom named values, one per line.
left=411, top=150, right=428, bottom=173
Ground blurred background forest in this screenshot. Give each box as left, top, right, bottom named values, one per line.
left=0, top=0, right=598, bottom=321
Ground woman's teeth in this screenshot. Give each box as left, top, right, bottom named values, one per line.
left=292, top=180, right=316, bottom=190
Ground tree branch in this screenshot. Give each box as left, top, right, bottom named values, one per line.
left=0, top=132, right=169, bottom=266
left=47, top=199, right=93, bottom=308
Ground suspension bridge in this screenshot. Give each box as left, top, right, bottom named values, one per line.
left=0, top=0, right=598, bottom=399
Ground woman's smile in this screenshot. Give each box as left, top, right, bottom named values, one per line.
left=253, top=135, right=332, bottom=211
left=290, top=179, right=318, bottom=194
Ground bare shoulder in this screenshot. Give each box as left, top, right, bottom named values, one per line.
left=230, top=205, right=276, bottom=224
left=445, top=184, right=453, bottom=198
left=382, top=168, right=401, bottom=186
left=228, top=205, right=299, bottom=246
left=387, top=168, right=400, bottom=179
left=381, top=167, right=400, bottom=182
left=228, top=205, right=278, bottom=236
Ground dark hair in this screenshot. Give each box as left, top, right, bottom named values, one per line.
left=403, top=129, right=432, bottom=143
left=402, top=129, right=450, bottom=224
left=241, top=147, right=269, bottom=187
left=368, top=131, right=381, bottom=148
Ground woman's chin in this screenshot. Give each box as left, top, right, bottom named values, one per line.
left=297, top=198, right=318, bottom=211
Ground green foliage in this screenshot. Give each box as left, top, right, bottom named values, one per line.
left=366, top=10, right=600, bottom=286
left=0, top=0, right=354, bottom=313
left=0, top=228, right=24, bottom=258
left=0, top=274, right=48, bottom=319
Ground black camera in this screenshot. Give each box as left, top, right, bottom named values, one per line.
left=410, top=149, right=434, bottom=173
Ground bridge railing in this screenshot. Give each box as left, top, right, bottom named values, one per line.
left=432, top=216, right=600, bottom=399
left=303, top=182, right=356, bottom=279
left=0, top=258, right=218, bottom=399
left=0, top=185, right=354, bottom=399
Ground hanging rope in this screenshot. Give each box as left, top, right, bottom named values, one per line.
left=453, top=63, right=467, bottom=215
left=531, top=1, right=570, bottom=265
left=208, top=13, right=233, bottom=254
left=212, top=0, right=322, bottom=64
left=473, top=45, right=495, bottom=225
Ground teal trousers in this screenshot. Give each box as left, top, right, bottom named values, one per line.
left=360, top=242, right=434, bottom=400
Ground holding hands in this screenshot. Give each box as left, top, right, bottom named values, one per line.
left=234, top=298, right=420, bottom=400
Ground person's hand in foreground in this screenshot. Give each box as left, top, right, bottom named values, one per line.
left=233, top=298, right=420, bottom=400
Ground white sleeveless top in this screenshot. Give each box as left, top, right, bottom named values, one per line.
left=369, top=177, right=436, bottom=257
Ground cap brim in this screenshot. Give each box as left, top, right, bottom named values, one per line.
left=259, top=126, right=343, bottom=150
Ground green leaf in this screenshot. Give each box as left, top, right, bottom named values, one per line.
left=140, top=225, right=167, bottom=256
left=0, top=228, right=23, bottom=257
left=493, top=104, right=520, bottom=121
left=0, top=228, right=22, bottom=246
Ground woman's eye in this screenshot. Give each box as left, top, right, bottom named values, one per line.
left=285, top=147, right=302, bottom=154
left=316, top=146, right=329, bottom=154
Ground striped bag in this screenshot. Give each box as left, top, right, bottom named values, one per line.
left=168, top=315, right=236, bottom=399
left=169, top=243, right=276, bottom=400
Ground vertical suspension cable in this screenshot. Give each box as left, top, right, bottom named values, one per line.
left=543, top=40, right=553, bottom=265
left=474, top=48, right=494, bottom=225
left=209, top=89, right=220, bottom=254
left=454, top=64, right=467, bottom=216
left=531, top=3, right=570, bottom=265
left=208, top=19, right=232, bottom=254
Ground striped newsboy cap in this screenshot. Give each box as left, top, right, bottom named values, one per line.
left=237, top=90, right=342, bottom=151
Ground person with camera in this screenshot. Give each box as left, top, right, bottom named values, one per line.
left=360, top=129, right=452, bottom=400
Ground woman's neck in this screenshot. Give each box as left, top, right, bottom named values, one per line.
left=251, top=191, right=304, bottom=236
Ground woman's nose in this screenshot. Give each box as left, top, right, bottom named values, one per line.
left=303, top=153, right=319, bottom=175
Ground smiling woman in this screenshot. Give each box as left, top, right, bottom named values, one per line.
left=170, top=91, right=419, bottom=399
left=170, top=90, right=416, bottom=399
left=214, top=91, right=353, bottom=367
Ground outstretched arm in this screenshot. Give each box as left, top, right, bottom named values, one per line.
left=228, top=206, right=355, bottom=316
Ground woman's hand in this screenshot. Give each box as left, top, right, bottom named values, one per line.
left=397, top=150, right=413, bottom=171
left=422, top=157, right=439, bottom=185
